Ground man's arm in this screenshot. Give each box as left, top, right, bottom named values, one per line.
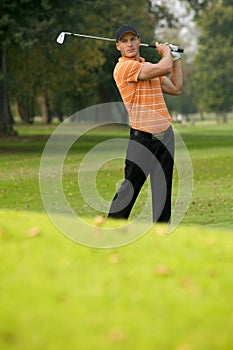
left=138, top=43, right=173, bottom=80
left=161, top=59, right=183, bottom=95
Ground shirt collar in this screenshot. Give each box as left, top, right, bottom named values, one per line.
left=118, top=56, right=145, bottom=63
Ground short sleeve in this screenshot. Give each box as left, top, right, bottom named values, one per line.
left=114, top=60, right=143, bottom=85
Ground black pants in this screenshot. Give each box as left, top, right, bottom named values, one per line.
left=108, top=126, right=174, bottom=222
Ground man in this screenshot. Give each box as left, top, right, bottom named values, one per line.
left=108, top=24, right=183, bottom=222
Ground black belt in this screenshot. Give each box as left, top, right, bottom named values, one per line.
left=130, top=128, right=165, bottom=141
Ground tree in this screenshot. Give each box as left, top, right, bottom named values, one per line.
left=0, top=0, right=56, bottom=134
left=3, top=0, right=197, bottom=129
left=191, top=1, right=233, bottom=119
left=31, top=0, right=158, bottom=120
left=180, top=0, right=210, bottom=18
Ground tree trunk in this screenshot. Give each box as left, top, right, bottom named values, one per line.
left=0, top=47, right=16, bottom=135
left=17, top=99, right=35, bottom=124
left=38, top=95, right=52, bottom=124
left=222, top=111, right=227, bottom=123
left=200, top=111, right=205, bottom=121
left=216, top=111, right=227, bottom=124
left=96, top=85, right=112, bottom=122
left=56, top=110, right=64, bottom=122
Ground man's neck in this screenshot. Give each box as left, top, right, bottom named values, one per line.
left=122, top=53, right=140, bottom=61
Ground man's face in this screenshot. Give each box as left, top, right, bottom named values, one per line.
left=116, top=33, right=141, bottom=58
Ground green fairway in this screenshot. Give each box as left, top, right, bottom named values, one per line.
left=0, top=209, right=232, bottom=350
left=174, top=123, right=233, bottom=227
left=0, top=120, right=232, bottom=349
left=0, top=121, right=232, bottom=227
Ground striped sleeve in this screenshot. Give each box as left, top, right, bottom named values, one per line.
left=114, top=60, right=143, bottom=84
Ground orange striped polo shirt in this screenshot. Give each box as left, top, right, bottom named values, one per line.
left=113, top=56, right=172, bottom=133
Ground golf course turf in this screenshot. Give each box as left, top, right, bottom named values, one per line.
left=0, top=120, right=232, bottom=349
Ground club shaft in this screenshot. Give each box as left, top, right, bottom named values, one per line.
left=66, top=32, right=115, bottom=42
left=57, top=32, right=184, bottom=53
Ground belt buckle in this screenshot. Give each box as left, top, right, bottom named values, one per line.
left=152, top=132, right=164, bottom=141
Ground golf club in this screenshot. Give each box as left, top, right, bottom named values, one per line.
left=56, top=31, right=184, bottom=53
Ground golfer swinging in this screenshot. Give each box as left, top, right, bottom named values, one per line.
left=108, top=24, right=183, bottom=222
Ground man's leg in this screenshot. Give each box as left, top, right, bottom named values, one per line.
left=108, top=137, right=151, bottom=219
left=108, top=158, right=147, bottom=218
left=150, top=127, right=174, bottom=223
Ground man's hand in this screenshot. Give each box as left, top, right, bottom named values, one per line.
left=155, top=42, right=171, bottom=58
left=171, top=51, right=181, bottom=61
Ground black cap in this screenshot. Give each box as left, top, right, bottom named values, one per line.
left=116, top=24, right=140, bottom=42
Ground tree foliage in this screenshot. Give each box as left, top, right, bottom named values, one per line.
left=180, top=0, right=210, bottom=18
left=191, top=1, right=233, bottom=116
left=2, top=0, right=232, bottom=134
left=1, top=0, right=159, bottom=133
left=0, top=0, right=57, bottom=133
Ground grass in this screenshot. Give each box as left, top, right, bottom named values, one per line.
left=0, top=119, right=233, bottom=349
left=0, top=120, right=232, bottom=227
left=0, top=209, right=232, bottom=350
left=175, top=123, right=233, bottom=227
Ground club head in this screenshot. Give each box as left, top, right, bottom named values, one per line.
left=56, top=32, right=66, bottom=44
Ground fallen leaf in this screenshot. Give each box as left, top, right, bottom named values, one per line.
left=181, top=277, right=201, bottom=296
left=94, top=215, right=105, bottom=227
left=154, top=264, right=171, bottom=276
left=154, top=226, right=166, bottom=236
left=108, top=328, right=125, bottom=343
left=175, top=344, right=192, bottom=350
left=109, top=253, right=121, bottom=264
left=27, top=227, right=41, bottom=237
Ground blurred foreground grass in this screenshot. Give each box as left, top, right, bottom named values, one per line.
left=0, top=209, right=232, bottom=350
